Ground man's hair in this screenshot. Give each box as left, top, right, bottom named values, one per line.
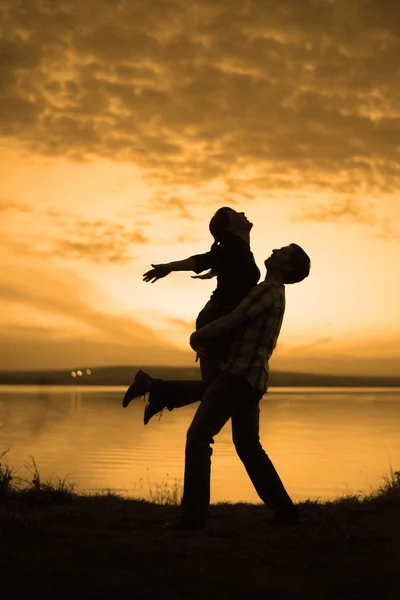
left=284, top=244, right=311, bottom=284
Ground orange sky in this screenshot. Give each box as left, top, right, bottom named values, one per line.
left=1, top=0, right=399, bottom=375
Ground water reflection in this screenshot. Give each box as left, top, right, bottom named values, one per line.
left=1, top=386, right=400, bottom=503
left=70, top=391, right=82, bottom=413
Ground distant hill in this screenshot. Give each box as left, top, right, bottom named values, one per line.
left=0, top=366, right=399, bottom=387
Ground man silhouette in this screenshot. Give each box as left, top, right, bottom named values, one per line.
left=166, top=243, right=311, bottom=530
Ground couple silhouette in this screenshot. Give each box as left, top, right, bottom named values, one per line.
left=123, top=207, right=310, bottom=530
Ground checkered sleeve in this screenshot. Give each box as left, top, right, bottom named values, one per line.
left=236, top=282, right=274, bottom=321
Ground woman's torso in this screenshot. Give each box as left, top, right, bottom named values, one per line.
left=192, top=234, right=261, bottom=327
left=193, top=234, right=260, bottom=309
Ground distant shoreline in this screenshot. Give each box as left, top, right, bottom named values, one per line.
left=1, top=365, right=399, bottom=387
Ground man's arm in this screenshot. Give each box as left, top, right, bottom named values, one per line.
left=190, top=282, right=272, bottom=349
left=190, top=305, right=246, bottom=349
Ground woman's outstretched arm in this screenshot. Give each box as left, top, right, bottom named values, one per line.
left=143, top=257, right=198, bottom=283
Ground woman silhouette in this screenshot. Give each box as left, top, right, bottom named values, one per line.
left=122, top=207, right=260, bottom=422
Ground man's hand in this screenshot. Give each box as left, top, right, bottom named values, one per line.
left=143, top=263, right=172, bottom=283
left=190, top=307, right=245, bottom=347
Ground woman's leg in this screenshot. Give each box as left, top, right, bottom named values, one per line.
left=149, top=379, right=205, bottom=410
left=147, top=302, right=233, bottom=412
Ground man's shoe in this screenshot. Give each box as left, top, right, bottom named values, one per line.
left=143, top=401, right=164, bottom=425
left=163, top=517, right=205, bottom=531
left=122, top=370, right=152, bottom=408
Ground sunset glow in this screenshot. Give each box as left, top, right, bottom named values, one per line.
left=1, top=0, right=399, bottom=375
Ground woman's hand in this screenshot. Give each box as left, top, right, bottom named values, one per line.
left=143, top=263, right=172, bottom=283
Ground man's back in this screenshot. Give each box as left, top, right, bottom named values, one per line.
left=220, top=278, right=286, bottom=392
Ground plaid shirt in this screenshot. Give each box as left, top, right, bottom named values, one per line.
left=219, top=278, right=286, bottom=393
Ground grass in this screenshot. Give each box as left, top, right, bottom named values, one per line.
left=1, top=454, right=399, bottom=600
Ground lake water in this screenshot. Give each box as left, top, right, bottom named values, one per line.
left=1, top=386, right=400, bottom=503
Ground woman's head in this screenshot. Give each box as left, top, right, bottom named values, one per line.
left=209, top=207, right=252, bottom=242
left=192, top=207, right=252, bottom=280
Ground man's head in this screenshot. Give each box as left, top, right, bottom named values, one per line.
left=264, top=244, right=310, bottom=284
left=209, top=207, right=252, bottom=242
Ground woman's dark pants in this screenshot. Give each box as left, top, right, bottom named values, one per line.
left=148, top=302, right=234, bottom=410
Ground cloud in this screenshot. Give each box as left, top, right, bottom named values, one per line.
left=0, top=0, right=399, bottom=199
left=150, top=194, right=195, bottom=220
left=290, top=337, right=332, bottom=352
left=0, top=199, right=35, bottom=213
left=168, top=317, right=195, bottom=328
left=1, top=326, right=192, bottom=370
left=295, top=197, right=400, bottom=241
left=54, top=219, right=148, bottom=263
left=0, top=203, right=149, bottom=262
left=0, top=262, right=192, bottom=369
left=273, top=352, right=400, bottom=377
left=174, top=233, right=201, bottom=244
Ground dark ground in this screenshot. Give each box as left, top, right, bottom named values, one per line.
left=1, top=474, right=399, bottom=600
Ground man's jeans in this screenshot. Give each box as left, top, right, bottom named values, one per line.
left=181, top=371, right=295, bottom=524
